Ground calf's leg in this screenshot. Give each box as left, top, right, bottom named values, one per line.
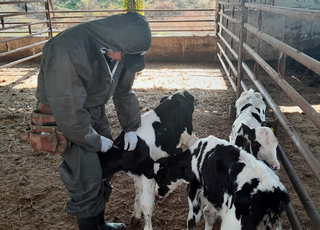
left=140, top=176, right=156, bottom=230
left=187, top=189, right=203, bottom=230
left=220, top=206, right=241, bottom=230
left=203, top=202, right=218, bottom=230
left=131, top=175, right=143, bottom=224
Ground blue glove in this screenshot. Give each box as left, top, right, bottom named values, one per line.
left=100, top=136, right=113, bottom=153
left=124, top=131, right=138, bottom=151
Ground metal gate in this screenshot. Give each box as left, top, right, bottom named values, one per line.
left=216, top=1, right=320, bottom=229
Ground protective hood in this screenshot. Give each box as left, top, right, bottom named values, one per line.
left=87, top=12, right=152, bottom=54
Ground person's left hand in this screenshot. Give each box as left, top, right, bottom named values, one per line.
left=124, top=131, right=138, bottom=151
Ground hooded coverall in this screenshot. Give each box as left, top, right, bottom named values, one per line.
left=35, top=12, right=152, bottom=219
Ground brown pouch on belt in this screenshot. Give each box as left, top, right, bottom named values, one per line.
left=25, top=109, right=71, bottom=154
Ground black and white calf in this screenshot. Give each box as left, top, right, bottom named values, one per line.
left=154, top=136, right=290, bottom=230
left=98, top=90, right=198, bottom=230
left=229, top=89, right=280, bottom=171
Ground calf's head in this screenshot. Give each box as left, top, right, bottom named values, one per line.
left=229, top=158, right=290, bottom=230
left=155, top=91, right=198, bottom=150
left=153, top=148, right=191, bottom=197
left=237, top=123, right=280, bottom=172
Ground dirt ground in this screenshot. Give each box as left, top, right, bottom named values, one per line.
left=0, top=61, right=319, bottom=230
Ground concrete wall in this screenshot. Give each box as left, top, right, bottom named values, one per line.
left=0, top=36, right=218, bottom=63
left=275, top=0, right=320, bottom=9
left=0, top=37, right=47, bottom=62
left=221, top=4, right=320, bottom=61
left=146, top=35, right=217, bottom=63
left=225, top=0, right=320, bottom=9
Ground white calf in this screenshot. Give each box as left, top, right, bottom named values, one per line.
left=229, top=89, right=280, bottom=171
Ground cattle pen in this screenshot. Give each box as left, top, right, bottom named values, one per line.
left=1, top=1, right=320, bottom=230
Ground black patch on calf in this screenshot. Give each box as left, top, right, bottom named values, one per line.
left=240, top=103, right=252, bottom=113
left=188, top=180, right=201, bottom=203
left=241, top=124, right=255, bottom=140
left=152, top=121, right=177, bottom=153
left=153, top=91, right=195, bottom=153
left=235, top=135, right=250, bottom=153
left=154, top=148, right=193, bottom=197
left=98, top=136, right=155, bottom=179
left=250, top=140, right=261, bottom=158
left=241, top=124, right=261, bottom=158
left=240, top=187, right=290, bottom=230
left=237, top=126, right=242, bottom=134
left=234, top=178, right=260, bottom=220
left=192, top=198, right=201, bottom=215
left=193, top=141, right=205, bottom=158
left=196, top=141, right=208, bottom=172
left=187, top=217, right=197, bottom=230
left=201, top=145, right=241, bottom=208
left=229, top=162, right=245, bottom=185
left=188, top=193, right=202, bottom=227
left=156, top=182, right=170, bottom=197
left=251, top=112, right=262, bottom=123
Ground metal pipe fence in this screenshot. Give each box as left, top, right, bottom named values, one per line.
left=217, top=1, right=320, bottom=229
left=2, top=1, right=320, bottom=228
left=0, top=1, right=216, bottom=69
left=49, top=8, right=215, bottom=34
left=0, top=0, right=52, bottom=69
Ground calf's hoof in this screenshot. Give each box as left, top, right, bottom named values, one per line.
left=130, top=217, right=141, bottom=225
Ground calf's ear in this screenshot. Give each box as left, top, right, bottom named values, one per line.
left=169, top=147, right=184, bottom=156
left=160, top=96, right=169, bottom=103
left=183, top=90, right=194, bottom=103
left=261, top=121, right=275, bottom=132
left=242, top=123, right=255, bottom=141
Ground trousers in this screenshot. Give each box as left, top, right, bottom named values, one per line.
left=58, top=105, right=114, bottom=218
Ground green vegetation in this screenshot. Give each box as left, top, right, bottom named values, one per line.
left=123, top=0, right=144, bottom=11
left=51, top=0, right=215, bottom=11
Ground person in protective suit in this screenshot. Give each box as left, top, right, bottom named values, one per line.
left=35, top=12, right=152, bottom=230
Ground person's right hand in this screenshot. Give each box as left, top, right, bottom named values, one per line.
left=100, top=136, right=113, bottom=153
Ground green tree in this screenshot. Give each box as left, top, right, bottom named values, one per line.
left=123, top=0, right=144, bottom=11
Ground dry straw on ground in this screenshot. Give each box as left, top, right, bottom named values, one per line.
left=0, top=61, right=319, bottom=230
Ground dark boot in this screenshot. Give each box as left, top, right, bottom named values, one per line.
left=98, top=210, right=126, bottom=230
left=77, top=216, right=99, bottom=230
